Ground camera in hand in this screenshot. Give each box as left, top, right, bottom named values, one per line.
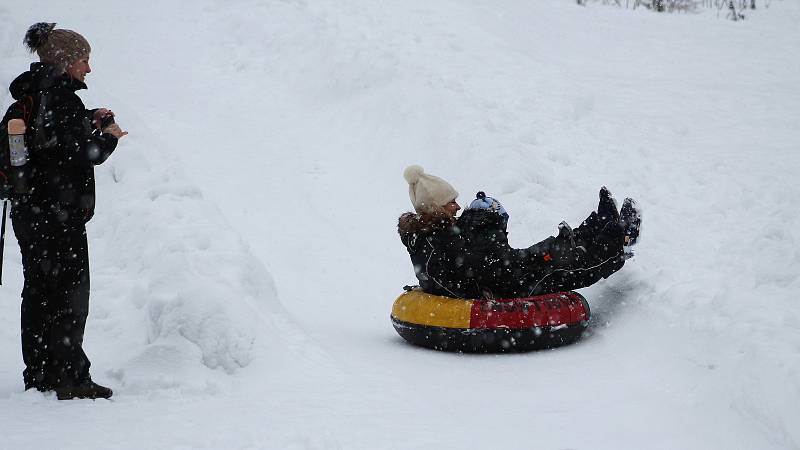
left=100, top=114, right=115, bottom=129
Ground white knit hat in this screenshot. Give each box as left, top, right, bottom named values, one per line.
left=403, top=165, right=458, bottom=214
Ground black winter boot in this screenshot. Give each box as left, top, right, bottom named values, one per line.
left=620, top=198, right=641, bottom=246
left=598, top=187, right=620, bottom=224
left=55, top=379, right=113, bottom=400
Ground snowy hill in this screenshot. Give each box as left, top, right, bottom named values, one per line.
left=1, top=1, right=799, bottom=449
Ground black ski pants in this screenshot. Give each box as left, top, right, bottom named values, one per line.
left=525, top=211, right=626, bottom=296
left=11, top=199, right=91, bottom=390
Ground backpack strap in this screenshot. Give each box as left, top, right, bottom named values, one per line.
left=21, top=95, right=34, bottom=125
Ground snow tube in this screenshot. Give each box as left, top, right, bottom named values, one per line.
left=391, top=290, right=590, bottom=353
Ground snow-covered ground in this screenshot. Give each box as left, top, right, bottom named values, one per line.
left=1, top=1, right=798, bottom=448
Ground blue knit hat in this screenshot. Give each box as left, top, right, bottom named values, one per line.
left=467, top=192, right=509, bottom=220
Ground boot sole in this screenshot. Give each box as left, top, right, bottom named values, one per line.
left=56, top=390, right=113, bottom=400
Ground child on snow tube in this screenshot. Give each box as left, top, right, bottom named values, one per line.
left=397, top=165, right=641, bottom=300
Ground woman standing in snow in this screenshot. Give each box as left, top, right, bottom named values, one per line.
left=6, top=23, right=126, bottom=400
left=397, top=165, right=640, bottom=300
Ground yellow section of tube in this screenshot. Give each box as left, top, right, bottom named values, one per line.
left=391, top=290, right=472, bottom=329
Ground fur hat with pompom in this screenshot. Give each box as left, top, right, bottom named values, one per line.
left=24, top=22, right=91, bottom=70
left=403, top=165, right=458, bottom=214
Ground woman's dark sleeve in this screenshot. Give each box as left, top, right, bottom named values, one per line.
left=51, top=96, right=118, bottom=166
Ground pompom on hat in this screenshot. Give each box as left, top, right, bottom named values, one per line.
left=24, top=22, right=91, bottom=70
left=403, top=165, right=459, bottom=214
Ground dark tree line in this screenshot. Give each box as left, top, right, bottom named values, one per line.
left=576, top=0, right=773, bottom=19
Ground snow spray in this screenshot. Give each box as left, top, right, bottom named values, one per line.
left=7, top=118, right=30, bottom=194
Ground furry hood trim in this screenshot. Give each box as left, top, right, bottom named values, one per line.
left=397, top=211, right=455, bottom=237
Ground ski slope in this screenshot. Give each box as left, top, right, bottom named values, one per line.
left=1, top=1, right=798, bottom=449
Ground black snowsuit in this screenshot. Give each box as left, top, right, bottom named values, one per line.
left=7, top=63, right=118, bottom=390
left=398, top=207, right=625, bottom=299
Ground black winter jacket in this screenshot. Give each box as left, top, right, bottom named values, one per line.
left=9, top=63, right=118, bottom=221
left=398, top=208, right=626, bottom=299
